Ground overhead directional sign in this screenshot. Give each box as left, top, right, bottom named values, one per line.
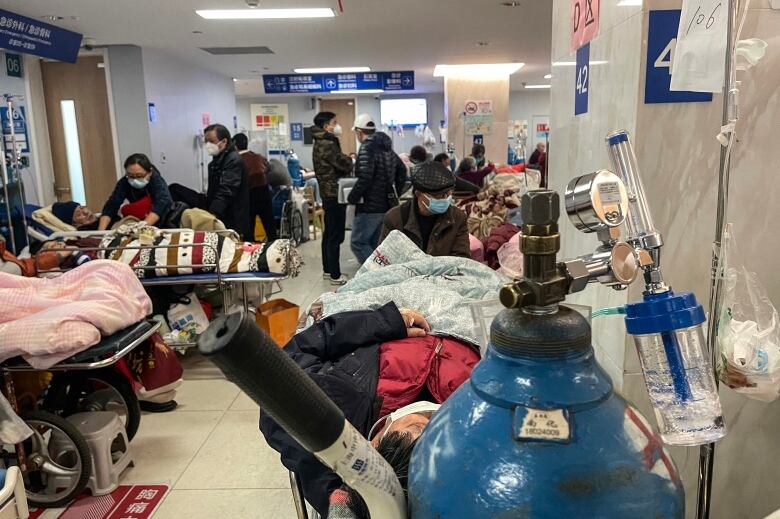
left=0, top=9, right=82, bottom=63
left=263, top=71, right=415, bottom=94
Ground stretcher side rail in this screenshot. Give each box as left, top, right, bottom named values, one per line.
left=0, top=320, right=160, bottom=372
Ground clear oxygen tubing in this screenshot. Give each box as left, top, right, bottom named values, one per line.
left=591, top=306, right=627, bottom=319
left=698, top=0, right=749, bottom=517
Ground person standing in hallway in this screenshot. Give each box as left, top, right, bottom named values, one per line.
left=348, top=114, right=408, bottom=264
left=204, top=124, right=251, bottom=240
left=233, top=133, right=276, bottom=241
left=312, top=111, right=354, bottom=285
left=529, top=142, right=546, bottom=168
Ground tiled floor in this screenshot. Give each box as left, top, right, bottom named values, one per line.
left=154, top=236, right=358, bottom=518
left=37, top=235, right=359, bottom=519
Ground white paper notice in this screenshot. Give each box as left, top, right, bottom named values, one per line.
left=670, top=0, right=728, bottom=93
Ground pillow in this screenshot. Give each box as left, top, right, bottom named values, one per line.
left=31, top=205, right=77, bottom=233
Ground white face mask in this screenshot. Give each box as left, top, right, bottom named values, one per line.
left=205, top=142, right=221, bottom=156
left=368, top=401, right=441, bottom=441
left=332, top=123, right=343, bottom=137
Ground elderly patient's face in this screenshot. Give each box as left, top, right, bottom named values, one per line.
left=73, top=205, right=97, bottom=226
left=371, top=412, right=434, bottom=447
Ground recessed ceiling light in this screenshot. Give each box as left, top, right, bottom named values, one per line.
left=544, top=74, right=552, bottom=79
left=293, top=66, right=371, bottom=73
left=233, top=78, right=238, bottom=82
left=192, top=30, right=203, bottom=34
left=434, top=63, right=524, bottom=77
left=250, top=69, right=260, bottom=73
left=501, top=2, right=521, bottom=6
left=196, top=8, right=336, bottom=20
left=617, top=0, right=642, bottom=5
left=525, top=84, right=551, bottom=89
left=476, top=41, right=490, bottom=47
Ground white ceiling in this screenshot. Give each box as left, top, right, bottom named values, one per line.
left=6, top=0, right=552, bottom=98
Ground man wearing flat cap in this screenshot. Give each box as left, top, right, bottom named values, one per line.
left=379, top=161, right=470, bottom=258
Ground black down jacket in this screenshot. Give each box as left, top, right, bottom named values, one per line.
left=348, top=132, right=407, bottom=214
left=259, top=302, right=407, bottom=516
left=206, top=144, right=251, bottom=239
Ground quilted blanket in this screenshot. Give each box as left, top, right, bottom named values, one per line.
left=304, top=231, right=509, bottom=348
left=0, top=260, right=152, bottom=369
left=97, top=226, right=301, bottom=278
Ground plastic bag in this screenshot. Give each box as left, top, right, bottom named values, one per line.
left=717, top=224, right=780, bottom=401
left=167, top=292, right=210, bottom=335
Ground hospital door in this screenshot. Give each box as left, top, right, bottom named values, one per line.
left=40, top=55, right=117, bottom=208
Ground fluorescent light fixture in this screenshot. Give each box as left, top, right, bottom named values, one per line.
left=617, top=0, right=642, bottom=5
left=525, top=84, right=551, bottom=89
left=553, top=60, right=609, bottom=66
left=293, top=66, right=371, bottom=74
left=334, top=89, right=384, bottom=94
left=433, top=63, right=524, bottom=77
left=196, top=8, right=335, bottom=20
left=544, top=74, right=552, bottom=79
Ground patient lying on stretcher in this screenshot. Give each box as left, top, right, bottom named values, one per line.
left=259, top=302, right=480, bottom=517
left=0, top=236, right=82, bottom=277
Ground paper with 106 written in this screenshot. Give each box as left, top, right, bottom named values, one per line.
left=670, top=0, right=728, bottom=93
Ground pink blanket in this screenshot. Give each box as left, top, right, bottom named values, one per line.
left=0, top=260, right=152, bottom=369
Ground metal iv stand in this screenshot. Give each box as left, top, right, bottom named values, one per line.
left=0, top=94, right=30, bottom=254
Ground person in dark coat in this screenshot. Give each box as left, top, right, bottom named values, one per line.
left=98, top=153, right=173, bottom=230
left=380, top=161, right=470, bottom=258
left=204, top=124, right=251, bottom=240
left=259, top=303, right=431, bottom=515
left=312, top=112, right=354, bottom=285
left=528, top=141, right=546, bottom=168
left=348, top=114, right=407, bottom=264
left=233, top=133, right=276, bottom=241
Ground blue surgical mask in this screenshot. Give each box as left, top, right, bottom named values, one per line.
left=128, top=177, right=150, bottom=190
left=425, top=195, right=452, bottom=215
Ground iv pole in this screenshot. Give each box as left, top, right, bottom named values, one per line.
left=697, top=0, right=739, bottom=517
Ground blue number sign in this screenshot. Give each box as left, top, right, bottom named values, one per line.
left=645, top=10, right=712, bottom=104
left=5, top=52, right=21, bottom=78
left=0, top=106, right=29, bottom=153
left=263, top=71, right=415, bottom=94
left=473, top=134, right=484, bottom=146
left=290, top=123, right=304, bottom=141
left=575, top=43, right=590, bottom=116
left=0, top=9, right=82, bottom=63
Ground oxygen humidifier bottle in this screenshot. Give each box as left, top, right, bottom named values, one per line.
left=626, top=291, right=725, bottom=446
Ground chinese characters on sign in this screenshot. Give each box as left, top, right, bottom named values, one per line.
left=0, top=9, right=82, bottom=63
left=263, top=71, right=415, bottom=94
left=463, top=100, right=493, bottom=136
left=571, top=0, right=600, bottom=52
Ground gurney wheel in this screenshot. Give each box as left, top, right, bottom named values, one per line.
left=44, top=369, right=141, bottom=442
left=19, top=410, right=92, bottom=508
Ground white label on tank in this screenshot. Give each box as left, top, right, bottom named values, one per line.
left=598, top=181, right=623, bottom=204
left=517, top=407, right=571, bottom=441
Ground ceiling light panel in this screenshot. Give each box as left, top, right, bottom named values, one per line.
left=196, top=9, right=335, bottom=20
left=525, top=84, right=551, bottom=89
left=433, top=63, right=524, bottom=77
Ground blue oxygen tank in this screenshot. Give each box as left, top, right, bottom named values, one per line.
left=409, top=191, right=685, bottom=518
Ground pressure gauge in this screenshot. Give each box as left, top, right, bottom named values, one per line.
left=565, top=170, right=629, bottom=233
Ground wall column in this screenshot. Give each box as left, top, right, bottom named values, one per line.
left=444, top=76, right=509, bottom=162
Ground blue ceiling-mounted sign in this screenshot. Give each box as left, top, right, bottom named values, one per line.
left=575, top=43, right=590, bottom=116
left=263, top=71, right=415, bottom=94
left=0, top=9, right=83, bottom=63
left=645, top=10, right=713, bottom=104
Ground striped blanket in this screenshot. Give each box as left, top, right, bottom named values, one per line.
left=97, top=229, right=301, bottom=278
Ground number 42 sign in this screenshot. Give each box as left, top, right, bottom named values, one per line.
left=575, top=43, right=589, bottom=116
left=644, top=10, right=713, bottom=104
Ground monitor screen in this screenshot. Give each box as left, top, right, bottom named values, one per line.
left=380, top=98, right=428, bottom=126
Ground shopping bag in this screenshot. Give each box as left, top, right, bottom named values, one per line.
left=167, top=292, right=210, bottom=334
left=717, top=224, right=780, bottom=401
left=256, top=299, right=300, bottom=346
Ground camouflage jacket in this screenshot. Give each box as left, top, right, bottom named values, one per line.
left=311, top=126, right=354, bottom=200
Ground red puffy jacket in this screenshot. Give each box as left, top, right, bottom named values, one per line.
left=376, top=336, right=480, bottom=417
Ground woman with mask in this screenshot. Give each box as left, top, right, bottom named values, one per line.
left=380, top=161, right=470, bottom=258
left=98, top=153, right=173, bottom=230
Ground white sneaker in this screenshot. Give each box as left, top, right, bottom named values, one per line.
left=322, top=273, right=331, bottom=280
left=329, top=275, right=348, bottom=286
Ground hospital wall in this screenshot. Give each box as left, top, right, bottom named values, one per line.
left=235, top=90, right=550, bottom=170
left=142, top=47, right=237, bottom=192
left=550, top=0, right=780, bottom=517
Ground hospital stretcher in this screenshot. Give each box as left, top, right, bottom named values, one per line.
left=1, top=320, right=160, bottom=509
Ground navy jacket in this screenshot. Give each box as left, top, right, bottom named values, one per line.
left=101, top=168, right=173, bottom=223
left=259, top=303, right=407, bottom=515
left=207, top=145, right=251, bottom=239
left=348, top=132, right=407, bottom=214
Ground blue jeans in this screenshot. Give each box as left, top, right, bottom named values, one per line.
left=305, top=178, right=321, bottom=204
left=351, top=212, right=385, bottom=264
